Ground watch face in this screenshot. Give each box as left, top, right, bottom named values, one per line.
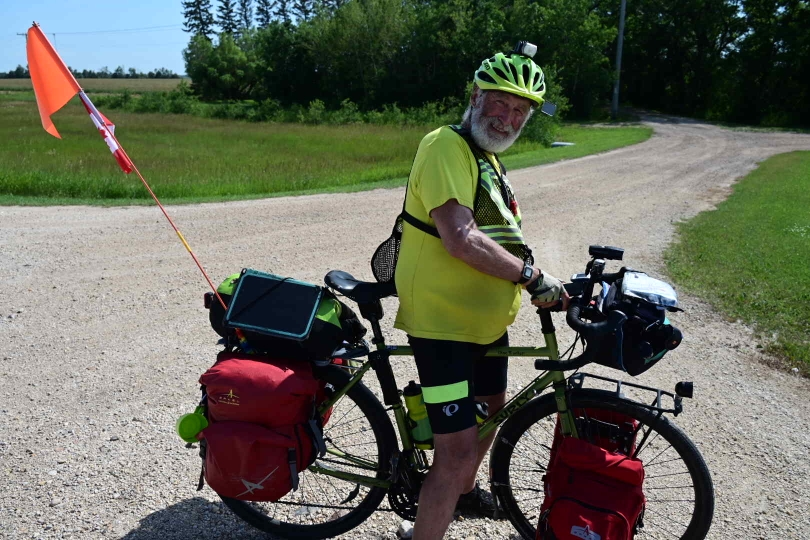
left=523, top=265, right=534, bottom=280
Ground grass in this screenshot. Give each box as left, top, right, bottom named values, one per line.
left=665, top=151, right=810, bottom=374
left=0, top=78, right=187, bottom=92
left=0, top=91, right=652, bottom=205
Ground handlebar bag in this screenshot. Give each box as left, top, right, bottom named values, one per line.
left=599, top=272, right=683, bottom=376
left=537, top=436, right=645, bottom=540
left=205, top=269, right=366, bottom=360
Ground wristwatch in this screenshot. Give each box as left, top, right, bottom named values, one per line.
left=517, top=261, right=534, bottom=285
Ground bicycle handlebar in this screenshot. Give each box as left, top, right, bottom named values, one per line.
left=534, top=306, right=626, bottom=371
left=533, top=248, right=632, bottom=372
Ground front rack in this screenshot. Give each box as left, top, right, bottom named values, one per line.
left=568, top=372, right=684, bottom=416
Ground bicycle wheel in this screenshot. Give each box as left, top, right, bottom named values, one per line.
left=220, top=364, right=397, bottom=539
left=491, top=388, right=714, bottom=539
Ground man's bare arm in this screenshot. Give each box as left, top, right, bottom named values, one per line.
left=431, top=199, right=569, bottom=308
left=430, top=199, right=539, bottom=284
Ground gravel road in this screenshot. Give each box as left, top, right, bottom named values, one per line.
left=2, top=115, right=810, bottom=540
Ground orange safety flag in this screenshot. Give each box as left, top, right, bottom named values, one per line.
left=26, top=24, right=81, bottom=138
left=26, top=23, right=133, bottom=174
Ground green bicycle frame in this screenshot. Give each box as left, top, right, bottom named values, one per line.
left=311, top=318, right=580, bottom=489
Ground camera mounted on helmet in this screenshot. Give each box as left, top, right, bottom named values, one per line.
left=512, top=41, right=538, bottom=59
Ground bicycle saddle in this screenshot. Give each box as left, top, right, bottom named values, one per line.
left=325, top=270, right=397, bottom=304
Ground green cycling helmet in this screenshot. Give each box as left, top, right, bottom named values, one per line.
left=474, top=41, right=546, bottom=106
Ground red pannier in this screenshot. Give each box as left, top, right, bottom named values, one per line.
left=197, top=352, right=327, bottom=502
left=537, top=410, right=646, bottom=540
left=537, top=437, right=645, bottom=540
left=201, top=352, right=322, bottom=427
left=201, top=421, right=317, bottom=502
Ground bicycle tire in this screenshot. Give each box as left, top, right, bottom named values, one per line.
left=491, top=388, right=714, bottom=540
left=220, top=364, right=397, bottom=539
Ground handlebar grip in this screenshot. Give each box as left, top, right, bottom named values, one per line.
left=598, top=270, right=625, bottom=284
left=566, top=302, right=588, bottom=332
left=535, top=307, right=627, bottom=372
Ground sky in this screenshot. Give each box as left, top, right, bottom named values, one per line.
left=0, top=0, right=190, bottom=75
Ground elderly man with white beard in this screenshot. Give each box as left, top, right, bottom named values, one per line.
left=391, top=43, right=571, bottom=539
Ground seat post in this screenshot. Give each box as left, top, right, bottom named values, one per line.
left=358, top=300, right=386, bottom=345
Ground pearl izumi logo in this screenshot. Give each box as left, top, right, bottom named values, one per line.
left=218, top=389, right=240, bottom=406
left=442, top=404, right=459, bottom=416
left=571, top=525, right=601, bottom=540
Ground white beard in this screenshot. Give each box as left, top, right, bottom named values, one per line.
left=466, top=103, right=522, bottom=153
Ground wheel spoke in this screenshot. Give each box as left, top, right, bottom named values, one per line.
left=646, top=471, right=692, bottom=480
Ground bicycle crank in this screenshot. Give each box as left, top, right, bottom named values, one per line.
left=387, top=467, right=425, bottom=521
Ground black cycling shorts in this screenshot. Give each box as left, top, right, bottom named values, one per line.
left=409, top=332, right=509, bottom=435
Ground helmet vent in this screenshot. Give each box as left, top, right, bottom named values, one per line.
left=492, top=66, right=509, bottom=81
left=478, top=71, right=496, bottom=84
left=521, top=64, right=530, bottom=84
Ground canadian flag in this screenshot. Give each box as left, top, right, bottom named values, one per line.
left=79, top=92, right=134, bottom=174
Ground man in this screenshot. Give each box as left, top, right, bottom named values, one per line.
left=393, top=44, right=570, bottom=539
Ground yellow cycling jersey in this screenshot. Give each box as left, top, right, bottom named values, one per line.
left=394, top=126, right=522, bottom=344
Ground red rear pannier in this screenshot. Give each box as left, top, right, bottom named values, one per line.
left=201, top=421, right=316, bottom=502
left=200, top=352, right=321, bottom=427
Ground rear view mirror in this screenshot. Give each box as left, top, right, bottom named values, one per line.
left=540, top=101, right=557, bottom=117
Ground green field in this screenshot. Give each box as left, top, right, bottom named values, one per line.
left=0, top=78, right=186, bottom=92
left=0, top=91, right=652, bottom=205
left=666, top=152, right=810, bottom=373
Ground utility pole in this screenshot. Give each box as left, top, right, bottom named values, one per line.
left=611, top=0, right=627, bottom=120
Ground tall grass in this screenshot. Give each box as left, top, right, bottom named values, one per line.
left=0, top=91, right=651, bottom=204
left=665, top=151, right=810, bottom=373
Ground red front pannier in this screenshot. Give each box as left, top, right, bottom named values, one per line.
left=537, top=436, right=645, bottom=540
left=537, top=410, right=646, bottom=540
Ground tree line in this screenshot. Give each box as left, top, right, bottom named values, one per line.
left=1, top=65, right=180, bottom=79
left=179, top=0, right=807, bottom=127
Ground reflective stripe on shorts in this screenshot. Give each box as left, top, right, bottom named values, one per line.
left=422, top=381, right=469, bottom=404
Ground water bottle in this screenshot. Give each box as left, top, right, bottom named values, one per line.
left=176, top=405, right=208, bottom=443
left=403, top=381, right=433, bottom=450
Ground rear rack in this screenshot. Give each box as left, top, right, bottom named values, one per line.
left=568, top=372, right=683, bottom=416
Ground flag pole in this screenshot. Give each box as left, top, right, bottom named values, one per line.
left=81, top=89, right=228, bottom=311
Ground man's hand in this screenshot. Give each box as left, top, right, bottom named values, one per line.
left=527, top=271, right=570, bottom=310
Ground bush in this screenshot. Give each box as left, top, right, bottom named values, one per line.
left=305, top=99, right=326, bottom=124
left=332, top=99, right=364, bottom=124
